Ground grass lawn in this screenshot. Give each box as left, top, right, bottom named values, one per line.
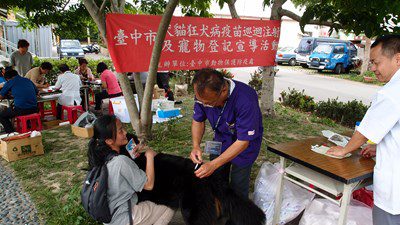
left=4, top=97, right=351, bottom=224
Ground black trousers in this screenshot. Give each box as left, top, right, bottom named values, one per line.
left=94, top=90, right=122, bottom=110
left=0, top=107, right=38, bottom=133
left=157, top=72, right=174, bottom=101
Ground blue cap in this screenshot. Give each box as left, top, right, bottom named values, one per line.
left=356, top=121, right=361, bottom=126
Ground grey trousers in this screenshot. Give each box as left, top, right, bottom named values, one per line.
left=373, top=205, right=400, bottom=225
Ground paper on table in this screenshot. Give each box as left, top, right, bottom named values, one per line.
left=40, top=93, right=61, bottom=99
left=321, top=130, right=350, bottom=147
left=311, top=145, right=351, bottom=159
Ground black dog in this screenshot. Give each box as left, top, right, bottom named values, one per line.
left=134, top=153, right=266, bottom=225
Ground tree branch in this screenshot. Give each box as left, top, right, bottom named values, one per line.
left=141, top=0, right=179, bottom=142
left=99, top=0, right=107, bottom=13
left=270, top=0, right=286, bottom=20
left=82, top=0, right=107, bottom=43
left=116, top=0, right=126, bottom=13
left=227, top=0, right=239, bottom=19
left=61, top=0, right=72, bottom=11
left=279, top=8, right=342, bottom=29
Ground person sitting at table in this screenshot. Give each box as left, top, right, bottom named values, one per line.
left=25, top=62, right=53, bottom=88
left=54, top=64, right=82, bottom=120
left=94, top=62, right=122, bottom=113
left=75, top=58, right=94, bottom=81
left=0, top=69, right=38, bottom=133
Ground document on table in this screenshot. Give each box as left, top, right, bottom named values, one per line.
left=311, top=145, right=351, bottom=159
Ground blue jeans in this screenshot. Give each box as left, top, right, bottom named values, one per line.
left=210, top=154, right=253, bottom=199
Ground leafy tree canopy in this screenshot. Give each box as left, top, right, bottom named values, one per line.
left=263, top=0, right=400, bottom=37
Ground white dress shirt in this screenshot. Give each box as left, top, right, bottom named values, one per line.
left=54, top=71, right=82, bottom=106
left=357, top=68, right=400, bottom=215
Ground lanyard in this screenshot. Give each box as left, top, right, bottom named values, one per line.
left=213, top=82, right=231, bottom=132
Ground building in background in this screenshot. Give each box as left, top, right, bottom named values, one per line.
left=0, top=8, right=53, bottom=60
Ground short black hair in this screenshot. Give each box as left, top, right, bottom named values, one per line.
left=78, top=58, right=88, bottom=65
left=40, top=62, right=53, bottom=70
left=58, top=64, right=70, bottom=73
left=96, top=62, right=108, bottom=74
left=371, top=34, right=400, bottom=58
left=4, top=66, right=13, bottom=72
left=4, top=69, right=19, bottom=80
left=192, top=68, right=225, bottom=97
left=17, top=39, right=30, bottom=49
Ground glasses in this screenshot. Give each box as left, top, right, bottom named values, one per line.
left=195, top=88, right=224, bottom=108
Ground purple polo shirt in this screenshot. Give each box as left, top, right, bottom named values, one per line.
left=193, top=80, right=263, bottom=167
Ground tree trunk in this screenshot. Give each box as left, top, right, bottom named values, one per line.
left=84, top=0, right=153, bottom=140
left=260, top=0, right=285, bottom=117
left=260, top=66, right=275, bottom=116
left=140, top=0, right=180, bottom=143
left=116, top=73, right=143, bottom=135
left=360, top=37, right=371, bottom=75
left=227, top=0, right=239, bottom=19
left=133, top=72, right=144, bottom=109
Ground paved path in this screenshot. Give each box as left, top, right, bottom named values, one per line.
left=230, top=66, right=380, bottom=105
left=0, top=160, right=41, bottom=225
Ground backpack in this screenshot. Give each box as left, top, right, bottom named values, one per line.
left=81, top=154, right=133, bottom=225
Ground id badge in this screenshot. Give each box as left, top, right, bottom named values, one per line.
left=205, top=141, right=222, bottom=155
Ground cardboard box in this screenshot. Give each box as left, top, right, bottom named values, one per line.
left=1, top=135, right=44, bottom=162
left=71, top=125, right=94, bottom=138
left=153, top=85, right=166, bottom=99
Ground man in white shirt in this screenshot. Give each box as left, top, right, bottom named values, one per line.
left=327, top=35, right=400, bottom=225
left=54, top=64, right=82, bottom=120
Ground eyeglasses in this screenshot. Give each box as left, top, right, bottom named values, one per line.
left=195, top=88, right=224, bottom=108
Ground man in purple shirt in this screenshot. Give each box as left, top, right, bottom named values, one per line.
left=190, top=68, right=263, bottom=199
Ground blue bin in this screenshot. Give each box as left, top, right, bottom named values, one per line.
left=157, top=108, right=180, bottom=118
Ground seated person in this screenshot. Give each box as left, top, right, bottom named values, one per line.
left=54, top=64, right=82, bottom=120
left=157, top=72, right=174, bottom=101
left=25, top=62, right=53, bottom=88
left=94, top=62, right=122, bottom=112
left=75, top=58, right=94, bottom=81
left=0, top=69, right=38, bottom=133
left=88, top=115, right=174, bottom=225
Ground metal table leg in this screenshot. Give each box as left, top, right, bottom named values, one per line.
left=83, top=88, right=89, bottom=111
left=338, top=183, right=354, bottom=225
left=272, top=157, right=286, bottom=225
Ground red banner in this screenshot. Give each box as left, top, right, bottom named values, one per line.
left=106, top=14, right=281, bottom=72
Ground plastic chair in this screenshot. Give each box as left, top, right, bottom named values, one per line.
left=15, top=113, right=43, bottom=133
left=61, top=105, right=84, bottom=124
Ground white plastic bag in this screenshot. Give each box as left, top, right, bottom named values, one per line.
left=299, top=198, right=372, bottom=225
left=253, top=162, right=315, bottom=225
left=74, top=111, right=97, bottom=127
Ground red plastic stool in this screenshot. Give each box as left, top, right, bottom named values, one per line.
left=38, top=100, right=57, bottom=118
left=108, top=99, right=114, bottom=115
left=61, top=105, right=84, bottom=124
left=89, top=88, right=95, bottom=106
left=16, top=113, right=43, bottom=133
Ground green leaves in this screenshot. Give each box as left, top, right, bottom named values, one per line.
left=294, top=0, right=400, bottom=38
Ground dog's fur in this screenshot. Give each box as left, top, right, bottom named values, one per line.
left=134, top=153, right=266, bottom=225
